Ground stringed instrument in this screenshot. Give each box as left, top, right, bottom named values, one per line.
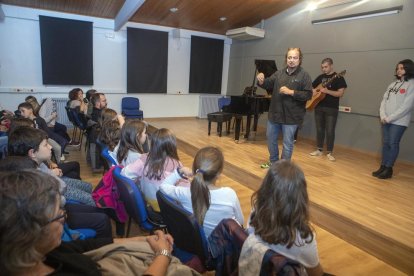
left=306, top=70, right=346, bottom=110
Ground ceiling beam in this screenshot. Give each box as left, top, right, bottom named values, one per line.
left=114, top=0, right=145, bottom=31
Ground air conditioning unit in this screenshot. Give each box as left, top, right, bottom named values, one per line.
left=226, top=27, right=265, bottom=41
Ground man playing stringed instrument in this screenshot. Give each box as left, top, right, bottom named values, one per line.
left=309, top=58, right=347, bottom=161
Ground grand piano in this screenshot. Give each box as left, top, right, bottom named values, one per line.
left=223, top=95, right=270, bottom=141
left=223, top=60, right=276, bottom=141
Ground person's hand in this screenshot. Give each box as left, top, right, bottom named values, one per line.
left=319, top=87, right=328, bottom=94
left=256, top=73, right=265, bottom=85
left=381, top=118, right=388, bottom=124
left=49, top=162, right=59, bottom=169
left=51, top=112, right=58, bottom=119
left=280, top=86, right=294, bottom=95
left=146, top=230, right=174, bottom=254
left=179, top=166, right=193, bottom=178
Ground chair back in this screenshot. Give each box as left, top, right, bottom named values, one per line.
left=65, top=106, right=75, bottom=124
left=101, top=146, right=117, bottom=168
left=156, top=190, right=209, bottom=263
left=112, top=166, right=155, bottom=231
left=121, top=97, right=144, bottom=119
left=69, top=108, right=87, bottom=130
left=218, top=97, right=231, bottom=111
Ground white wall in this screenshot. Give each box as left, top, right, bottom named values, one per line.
left=0, top=4, right=231, bottom=117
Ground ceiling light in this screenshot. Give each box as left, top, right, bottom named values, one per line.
left=312, top=6, right=402, bottom=24
left=219, top=17, right=227, bottom=21
left=170, top=7, right=178, bottom=13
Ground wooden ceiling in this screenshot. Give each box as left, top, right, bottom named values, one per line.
left=1, top=0, right=303, bottom=34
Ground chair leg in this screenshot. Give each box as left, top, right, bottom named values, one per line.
left=218, top=122, right=222, bottom=137
left=126, top=217, right=132, bottom=238
left=208, top=120, right=212, bottom=135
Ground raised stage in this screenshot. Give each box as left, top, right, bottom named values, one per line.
left=146, top=117, right=414, bottom=274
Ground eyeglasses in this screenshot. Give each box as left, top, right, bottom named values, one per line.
left=45, top=208, right=67, bottom=225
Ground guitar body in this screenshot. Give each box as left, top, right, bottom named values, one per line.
left=306, top=85, right=326, bottom=110
left=306, top=70, right=346, bottom=111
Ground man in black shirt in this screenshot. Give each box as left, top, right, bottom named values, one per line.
left=309, top=58, right=347, bottom=161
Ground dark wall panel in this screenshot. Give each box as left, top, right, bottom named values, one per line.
left=189, top=36, right=224, bottom=94
left=127, top=28, right=168, bottom=93
left=39, top=16, right=93, bottom=85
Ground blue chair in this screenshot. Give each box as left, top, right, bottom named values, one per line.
left=100, top=145, right=117, bottom=172
left=112, top=166, right=164, bottom=236
left=121, top=97, right=144, bottom=119
left=69, top=108, right=88, bottom=150
left=156, top=190, right=213, bottom=273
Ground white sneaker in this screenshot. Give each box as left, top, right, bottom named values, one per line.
left=310, top=150, right=323, bottom=156
left=327, top=153, right=336, bottom=161
left=60, top=154, right=65, bottom=162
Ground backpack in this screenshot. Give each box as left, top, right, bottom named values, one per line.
left=92, top=166, right=128, bottom=223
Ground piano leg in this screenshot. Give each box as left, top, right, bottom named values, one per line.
left=234, top=116, right=242, bottom=142
left=244, top=115, right=252, bottom=139
left=208, top=120, right=211, bottom=136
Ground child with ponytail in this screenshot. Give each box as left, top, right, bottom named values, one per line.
left=160, top=146, right=244, bottom=238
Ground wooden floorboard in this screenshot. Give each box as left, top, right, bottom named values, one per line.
left=145, top=117, right=413, bottom=274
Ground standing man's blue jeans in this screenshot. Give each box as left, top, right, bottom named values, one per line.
left=266, top=121, right=298, bottom=162
left=381, top=123, right=407, bottom=167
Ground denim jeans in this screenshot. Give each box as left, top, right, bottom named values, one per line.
left=266, top=121, right=298, bottom=162
left=381, top=123, right=407, bottom=167
left=314, top=106, right=338, bottom=152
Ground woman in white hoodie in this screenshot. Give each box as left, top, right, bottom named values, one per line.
left=373, top=59, right=414, bottom=179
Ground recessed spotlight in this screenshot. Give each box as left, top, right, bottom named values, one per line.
left=219, top=17, right=227, bottom=21
left=170, top=7, right=178, bottom=13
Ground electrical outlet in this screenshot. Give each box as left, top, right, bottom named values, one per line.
left=339, top=106, right=351, bottom=112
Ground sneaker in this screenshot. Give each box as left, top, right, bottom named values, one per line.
left=60, top=154, right=65, bottom=162
left=310, top=150, right=323, bottom=156
left=327, top=153, right=336, bottom=161
left=260, top=161, right=272, bottom=169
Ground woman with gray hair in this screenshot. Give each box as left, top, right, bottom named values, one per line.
left=0, top=170, right=196, bottom=276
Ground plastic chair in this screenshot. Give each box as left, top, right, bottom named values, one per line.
left=121, top=97, right=144, bottom=119
left=112, top=166, right=165, bottom=236
left=156, top=190, right=213, bottom=273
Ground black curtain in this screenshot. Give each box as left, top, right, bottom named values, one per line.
left=127, top=28, right=168, bottom=93
left=39, top=16, right=93, bottom=85
left=189, top=36, right=224, bottom=94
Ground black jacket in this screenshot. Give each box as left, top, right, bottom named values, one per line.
left=259, top=66, right=312, bottom=125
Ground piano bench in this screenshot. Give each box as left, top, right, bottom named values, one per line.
left=207, top=112, right=233, bottom=137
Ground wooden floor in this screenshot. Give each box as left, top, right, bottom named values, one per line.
left=69, top=117, right=413, bottom=275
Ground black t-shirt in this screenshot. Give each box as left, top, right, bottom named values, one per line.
left=312, top=72, right=347, bottom=109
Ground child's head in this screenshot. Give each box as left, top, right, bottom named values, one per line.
left=8, top=126, right=51, bottom=164
left=99, top=108, right=117, bottom=125
left=250, top=160, right=312, bottom=247
left=191, top=146, right=224, bottom=225
left=145, top=128, right=179, bottom=180
left=9, top=117, right=34, bottom=134
left=98, top=120, right=121, bottom=151
left=17, top=102, right=35, bottom=119
left=25, top=96, right=40, bottom=115
left=117, top=119, right=147, bottom=163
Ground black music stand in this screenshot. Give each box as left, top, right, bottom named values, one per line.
left=243, top=59, right=277, bottom=96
